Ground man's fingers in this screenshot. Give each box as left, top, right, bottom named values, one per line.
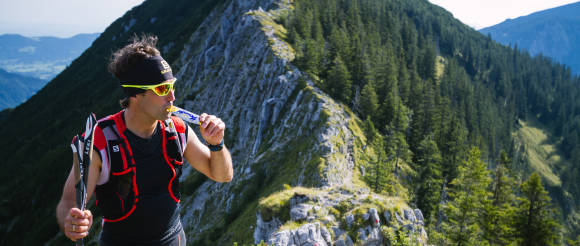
left=73, top=217, right=91, bottom=226
left=68, top=208, right=91, bottom=222
left=69, top=207, right=84, bottom=217
left=64, top=208, right=92, bottom=241
left=74, top=225, right=89, bottom=232
left=200, top=113, right=210, bottom=128
left=209, top=122, right=225, bottom=137
left=200, top=115, right=224, bottom=135
left=83, top=210, right=93, bottom=222
left=65, top=224, right=89, bottom=241
left=201, top=115, right=215, bottom=128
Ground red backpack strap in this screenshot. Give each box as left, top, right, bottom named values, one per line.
left=171, top=116, right=187, bottom=134
left=111, top=111, right=127, bottom=134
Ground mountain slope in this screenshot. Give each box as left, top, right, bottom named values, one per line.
left=1, top=0, right=580, bottom=245
left=480, top=1, right=580, bottom=75
left=2, top=0, right=426, bottom=245
left=0, top=68, right=46, bottom=110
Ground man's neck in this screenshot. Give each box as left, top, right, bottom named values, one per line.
left=124, top=107, right=158, bottom=139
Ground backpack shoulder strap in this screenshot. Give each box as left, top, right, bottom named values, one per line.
left=95, top=111, right=135, bottom=184
left=167, top=116, right=188, bottom=150
left=171, top=116, right=187, bottom=134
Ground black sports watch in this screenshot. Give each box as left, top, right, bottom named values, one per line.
left=208, top=139, right=224, bottom=151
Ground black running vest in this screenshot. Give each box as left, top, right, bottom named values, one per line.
left=92, top=111, right=187, bottom=222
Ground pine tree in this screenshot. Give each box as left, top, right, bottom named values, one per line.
left=415, top=135, right=443, bottom=225
left=371, top=150, right=391, bottom=193
left=482, top=150, right=517, bottom=245
left=419, top=44, right=437, bottom=81
left=389, top=98, right=411, bottom=176
left=364, top=116, right=378, bottom=145
left=444, top=147, right=492, bottom=246
left=349, top=34, right=365, bottom=89
left=398, top=53, right=411, bottom=104
left=304, top=38, right=323, bottom=77
left=360, top=82, right=379, bottom=120
left=379, top=81, right=397, bottom=130
left=327, top=54, right=352, bottom=102
left=514, top=173, right=560, bottom=246
left=408, top=78, right=425, bottom=155
left=363, top=118, right=391, bottom=193
left=440, top=114, right=467, bottom=182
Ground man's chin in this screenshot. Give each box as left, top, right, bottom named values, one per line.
left=161, top=111, right=172, bottom=120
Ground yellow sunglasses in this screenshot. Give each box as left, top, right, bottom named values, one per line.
left=122, top=79, right=176, bottom=96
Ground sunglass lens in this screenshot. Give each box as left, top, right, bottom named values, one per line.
left=154, top=84, right=170, bottom=96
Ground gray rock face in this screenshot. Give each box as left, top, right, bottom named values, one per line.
left=258, top=187, right=429, bottom=245
left=404, top=209, right=416, bottom=223
left=368, top=208, right=380, bottom=227
left=268, top=223, right=331, bottom=246
left=414, top=208, right=424, bottom=222
left=169, top=0, right=431, bottom=245
left=290, top=204, right=313, bottom=221
left=334, top=234, right=354, bottom=246
left=254, top=213, right=283, bottom=244
left=357, top=226, right=382, bottom=246
left=345, top=213, right=355, bottom=228
left=176, top=0, right=358, bottom=242
left=395, top=211, right=404, bottom=225
left=384, top=211, right=391, bottom=224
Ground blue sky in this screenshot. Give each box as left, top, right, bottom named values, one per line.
left=429, top=0, right=579, bottom=29
left=0, top=0, right=578, bottom=37
left=0, top=0, right=144, bottom=37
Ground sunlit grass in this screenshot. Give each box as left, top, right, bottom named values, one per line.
left=514, top=120, right=566, bottom=187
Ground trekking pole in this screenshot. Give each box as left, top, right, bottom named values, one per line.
left=72, top=113, right=97, bottom=246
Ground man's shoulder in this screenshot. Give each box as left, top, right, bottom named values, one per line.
left=93, top=110, right=124, bottom=150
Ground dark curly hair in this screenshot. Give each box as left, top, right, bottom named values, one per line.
left=109, top=34, right=161, bottom=108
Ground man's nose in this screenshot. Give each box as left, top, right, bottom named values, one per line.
left=166, top=89, right=175, bottom=102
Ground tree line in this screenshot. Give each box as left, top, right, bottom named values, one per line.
left=282, top=0, right=579, bottom=243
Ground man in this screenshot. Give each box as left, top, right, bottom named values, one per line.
left=56, top=34, right=233, bottom=245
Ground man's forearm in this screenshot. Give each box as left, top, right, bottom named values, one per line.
left=209, top=147, right=233, bottom=182
left=56, top=199, right=73, bottom=231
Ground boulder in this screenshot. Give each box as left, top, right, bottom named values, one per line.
left=345, top=213, right=355, bottom=228
left=368, top=208, right=380, bottom=227
left=290, top=204, right=313, bottom=221
left=383, top=210, right=391, bottom=223
left=404, top=209, right=416, bottom=223
left=414, top=209, right=424, bottom=222
left=395, top=211, right=404, bottom=225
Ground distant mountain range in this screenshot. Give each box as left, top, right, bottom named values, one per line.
left=480, top=1, right=580, bottom=75
left=0, top=33, right=99, bottom=80
left=0, top=68, right=45, bottom=110
left=0, top=33, right=99, bottom=109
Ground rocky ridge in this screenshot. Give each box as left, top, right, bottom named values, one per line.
left=171, top=0, right=427, bottom=244
left=255, top=186, right=428, bottom=245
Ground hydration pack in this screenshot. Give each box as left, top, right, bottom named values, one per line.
left=92, top=111, right=187, bottom=222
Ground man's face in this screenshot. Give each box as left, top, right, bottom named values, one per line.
left=135, top=86, right=175, bottom=121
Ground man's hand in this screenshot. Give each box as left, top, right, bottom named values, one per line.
left=64, top=208, right=93, bottom=241
left=199, top=113, right=225, bottom=145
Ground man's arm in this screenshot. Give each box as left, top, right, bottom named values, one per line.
left=56, top=148, right=101, bottom=241
left=183, top=113, right=233, bottom=182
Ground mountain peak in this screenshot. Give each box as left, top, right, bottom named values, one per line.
left=480, top=1, right=580, bottom=75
